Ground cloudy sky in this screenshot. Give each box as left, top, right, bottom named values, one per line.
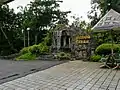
left=8, top=0, right=91, bottom=22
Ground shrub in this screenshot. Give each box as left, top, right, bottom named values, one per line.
left=20, top=47, right=30, bottom=54
left=56, top=52, right=71, bottom=60
left=95, top=44, right=120, bottom=55
left=39, top=43, right=49, bottom=54
left=29, top=45, right=41, bottom=55
left=90, top=55, right=101, bottom=62
left=18, top=43, right=49, bottom=61
left=20, top=43, right=49, bottom=55
left=16, top=53, right=36, bottom=61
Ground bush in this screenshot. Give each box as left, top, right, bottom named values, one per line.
left=39, top=43, right=49, bottom=54
left=20, top=47, right=30, bottom=54
left=29, top=45, right=41, bottom=55
left=18, top=43, right=49, bottom=61
left=95, top=44, right=120, bottom=55
left=56, top=52, right=71, bottom=60
left=16, top=53, right=36, bottom=61
left=90, top=55, right=101, bottom=62
left=20, top=43, right=49, bottom=55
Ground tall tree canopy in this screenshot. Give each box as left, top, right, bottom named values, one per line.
left=0, top=5, right=23, bottom=55
left=0, top=0, right=70, bottom=55
left=19, top=0, right=70, bottom=45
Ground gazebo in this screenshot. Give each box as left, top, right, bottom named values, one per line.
left=92, top=9, right=120, bottom=31
left=92, top=9, right=120, bottom=68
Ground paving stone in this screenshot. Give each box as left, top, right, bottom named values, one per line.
left=90, top=87, right=99, bottom=90
left=0, top=61, right=119, bottom=90
left=98, top=89, right=106, bottom=90
left=2, top=87, right=14, bottom=90
left=15, top=88, right=27, bottom=90
left=107, top=87, right=116, bottom=90
left=73, top=89, right=80, bottom=90
left=116, top=88, right=120, bottom=90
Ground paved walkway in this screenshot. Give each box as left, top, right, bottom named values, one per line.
left=0, top=60, right=120, bottom=90
left=0, top=59, right=65, bottom=84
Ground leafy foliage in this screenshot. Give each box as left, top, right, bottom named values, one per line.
left=20, top=47, right=29, bottom=55
left=18, top=42, right=49, bottom=60
left=18, top=0, right=70, bottom=45
left=0, top=5, right=23, bottom=55
left=95, top=44, right=120, bottom=55
left=38, top=43, right=49, bottom=54
left=43, top=31, right=53, bottom=46
left=16, top=53, right=36, bottom=61
left=20, top=43, right=49, bottom=55
left=90, top=55, right=101, bottom=62
left=0, top=0, right=70, bottom=56
left=92, top=0, right=120, bottom=16
left=56, top=52, right=71, bottom=60
left=29, top=45, right=41, bottom=55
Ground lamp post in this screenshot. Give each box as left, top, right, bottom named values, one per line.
left=27, top=28, right=30, bottom=47
left=22, top=29, right=26, bottom=47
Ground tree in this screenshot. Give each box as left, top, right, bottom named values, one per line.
left=19, top=0, right=70, bottom=45
left=0, top=0, right=70, bottom=55
left=90, top=0, right=120, bottom=18
left=0, top=5, right=23, bottom=55
left=71, top=16, right=91, bottom=34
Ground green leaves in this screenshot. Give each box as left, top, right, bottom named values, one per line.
left=19, top=0, right=70, bottom=44
left=0, top=0, right=70, bottom=55
left=95, top=43, right=120, bottom=55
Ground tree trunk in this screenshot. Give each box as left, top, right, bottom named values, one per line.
left=35, top=34, right=38, bottom=44
left=1, top=27, right=11, bottom=46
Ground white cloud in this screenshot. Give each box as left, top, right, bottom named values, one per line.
left=8, top=0, right=91, bottom=22
left=60, top=0, right=91, bottom=22
left=8, top=0, right=32, bottom=12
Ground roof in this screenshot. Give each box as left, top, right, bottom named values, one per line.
left=0, top=0, right=14, bottom=4
left=92, top=9, right=120, bottom=31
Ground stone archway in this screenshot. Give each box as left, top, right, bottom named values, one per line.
left=60, top=30, right=71, bottom=49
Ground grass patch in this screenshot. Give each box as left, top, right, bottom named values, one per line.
left=16, top=53, right=36, bottom=61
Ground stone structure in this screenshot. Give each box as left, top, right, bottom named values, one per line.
left=51, top=26, right=92, bottom=59
left=52, top=27, right=77, bottom=52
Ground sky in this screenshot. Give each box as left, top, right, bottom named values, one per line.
left=8, top=0, right=91, bottom=22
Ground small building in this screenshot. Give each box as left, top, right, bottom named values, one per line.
left=52, top=27, right=77, bottom=52
left=51, top=26, right=92, bottom=59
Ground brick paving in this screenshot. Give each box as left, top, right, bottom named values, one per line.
left=0, top=60, right=120, bottom=90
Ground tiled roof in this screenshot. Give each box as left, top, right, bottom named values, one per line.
left=92, top=9, right=120, bottom=31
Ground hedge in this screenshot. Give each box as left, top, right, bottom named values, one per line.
left=95, top=43, right=120, bottom=55
left=20, top=43, right=49, bottom=55
left=17, top=43, right=49, bottom=60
